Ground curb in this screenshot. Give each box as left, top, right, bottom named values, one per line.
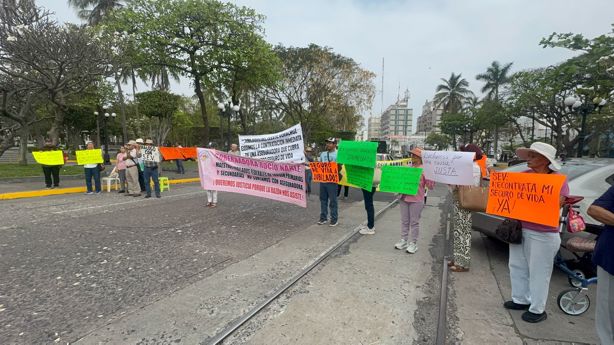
left=0, top=178, right=201, bottom=201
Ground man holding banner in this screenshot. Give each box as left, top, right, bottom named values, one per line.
left=317, top=138, right=339, bottom=227
left=39, top=139, right=63, bottom=189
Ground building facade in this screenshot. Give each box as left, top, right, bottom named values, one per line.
left=416, top=99, right=444, bottom=136
left=380, top=95, right=413, bottom=141
left=367, top=116, right=381, bottom=140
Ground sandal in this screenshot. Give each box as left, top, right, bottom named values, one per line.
left=210, top=203, right=217, bottom=208
left=206, top=202, right=212, bottom=207
left=447, top=260, right=455, bottom=267
left=449, top=265, right=469, bottom=272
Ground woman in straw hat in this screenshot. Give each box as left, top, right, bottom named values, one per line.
left=502, top=142, right=570, bottom=323
left=392, top=147, right=435, bottom=254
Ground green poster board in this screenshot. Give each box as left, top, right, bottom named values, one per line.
left=345, top=165, right=374, bottom=190
left=337, top=141, right=377, bottom=168
left=379, top=166, right=423, bottom=195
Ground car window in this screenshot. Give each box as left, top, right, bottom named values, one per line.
left=503, top=163, right=602, bottom=180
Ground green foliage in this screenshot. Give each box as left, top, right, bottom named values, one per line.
left=135, top=90, right=180, bottom=120
left=425, top=133, right=450, bottom=150
left=434, top=73, right=473, bottom=114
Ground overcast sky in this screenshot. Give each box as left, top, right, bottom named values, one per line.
left=38, top=0, right=614, bottom=132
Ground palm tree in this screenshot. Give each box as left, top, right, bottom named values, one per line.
left=434, top=73, right=473, bottom=114
left=67, top=0, right=126, bottom=25
left=476, top=61, right=513, bottom=102
left=475, top=61, right=513, bottom=156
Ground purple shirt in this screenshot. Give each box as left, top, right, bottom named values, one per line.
left=520, top=170, right=570, bottom=233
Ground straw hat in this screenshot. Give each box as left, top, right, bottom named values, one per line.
left=145, top=139, right=154, bottom=144
left=409, top=147, right=423, bottom=157
left=127, top=140, right=137, bottom=145
left=516, top=142, right=561, bottom=171
left=136, top=138, right=144, bottom=144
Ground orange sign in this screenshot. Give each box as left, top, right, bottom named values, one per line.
left=486, top=171, right=566, bottom=227
left=159, top=147, right=185, bottom=160
left=178, top=147, right=197, bottom=159
left=309, top=162, right=339, bottom=183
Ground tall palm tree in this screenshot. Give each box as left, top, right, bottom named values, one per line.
left=475, top=61, right=513, bottom=102
left=434, top=73, right=473, bottom=114
left=67, top=0, right=126, bottom=25
left=476, top=61, right=513, bottom=156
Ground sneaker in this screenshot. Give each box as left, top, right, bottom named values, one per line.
left=317, top=220, right=327, bottom=225
left=156, top=194, right=161, bottom=198
left=521, top=311, right=547, bottom=323
left=394, top=239, right=408, bottom=250
left=359, top=227, right=375, bottom=235
left=85, top=192, right=93, bottom=195
left=95, top=191, right=101, bottom=194
left=145, top=195, right=151, bottom=199
left=406, top=242, right=418, bottom=254
left=329, top=220, right=338, bottom=227
left=504, top=301, right=530, bottom=310
left=118, top=190, right=125, bottom=193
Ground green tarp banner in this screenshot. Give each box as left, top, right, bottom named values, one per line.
left=379, top=166, right=423, bottom=195
left=337, top=141, right=377, bottom=168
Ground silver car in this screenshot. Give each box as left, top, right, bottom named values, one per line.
left=472, top=158, right=614, bottom=238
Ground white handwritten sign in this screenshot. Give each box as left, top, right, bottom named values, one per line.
left=239, top=123, right=305, bottom=163
left=421, top=150, right=475, bottom=185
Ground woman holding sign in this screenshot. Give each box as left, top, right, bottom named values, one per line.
left=393, top=148, right=435, bottom=253
left=83, top=141, right=102, bottom=194
left=503, top=142, right=569, bottom=323
left=40, top=139, right=63, bottom=189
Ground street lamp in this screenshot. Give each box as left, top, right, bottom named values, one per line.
left=564, top=95, right=607, bottom=157
left=217, top=101, right=240, bottom=151
left=102, top=111, right=117, bottom=165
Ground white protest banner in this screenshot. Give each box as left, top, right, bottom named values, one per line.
left=142, top=146, right=161, bottom=163
left=421, top=150, right=476, bottom=185
left=239, top=123, right=305, bottom=163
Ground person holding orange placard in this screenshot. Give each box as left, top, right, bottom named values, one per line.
left=503, top=142, right=569, bottom=323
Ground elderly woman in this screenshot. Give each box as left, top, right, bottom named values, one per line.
left=503, top=142, right=569, bottom=323
left=449, top=143, right=483, bottom=272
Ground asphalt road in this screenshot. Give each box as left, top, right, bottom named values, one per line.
left=0, top=183, right=389, bottom=344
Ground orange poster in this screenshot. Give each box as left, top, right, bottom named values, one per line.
left=159, top=147, right=184, bottom=160
left=309, top=162, right=339, bottom=183
left=178, top=147, right=197, bottom=159
left=486, top=171, right=566, bottom=227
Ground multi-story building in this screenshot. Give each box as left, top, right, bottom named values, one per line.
left=380, top=94, right=413, bottom=141
left=367, top=116, right=381, bottom=140
left=416, top=99, right=444, bottom=136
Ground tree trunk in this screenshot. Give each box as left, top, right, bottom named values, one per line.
left=0, top=129, right=14, bottom=158
left=115, top=75, right=128, bottom=144
left=18, top=123, right=28, bottom=165
left=493, top=126, right=499, bottom=157
left=193, top=76, right=209, bottom=145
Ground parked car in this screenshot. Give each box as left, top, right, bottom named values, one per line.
left=472, top=158, right=614, bottom=238
left=376, top=153, right=392, bottom=161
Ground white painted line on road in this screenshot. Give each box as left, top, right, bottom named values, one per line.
left=52, top=190, right=205, bottom=214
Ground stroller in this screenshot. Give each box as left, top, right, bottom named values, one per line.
left=554, top=195, right=604, bottom=316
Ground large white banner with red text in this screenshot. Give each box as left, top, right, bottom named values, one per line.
left=197, top=148, right=306, bottom=207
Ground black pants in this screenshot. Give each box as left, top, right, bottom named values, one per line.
left=138, top=168, right=146, bottom=192
left=362, top=187, right=376, bottom=229
left=337, top=184, right=349, bottom=198
left=42, top=166, right=60, bottom=187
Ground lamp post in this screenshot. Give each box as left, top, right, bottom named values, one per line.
left=564, top=95, right=607, bottom=158
left=217, top=101, right=240, bottom=151
left=102, top=111, right=116, bottom=165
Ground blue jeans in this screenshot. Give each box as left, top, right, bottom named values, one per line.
left=175, top=159, right=185, bottom=174
left=362, top=187, right=376, bottom=229
left=84, top=167, right=101, bottom=193
left=319, top=183, right=338, bottom=223
left=305, top=170, right=313, bottom=194
left=144, top=166, right=160, bottom=196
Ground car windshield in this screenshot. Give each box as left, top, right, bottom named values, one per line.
left=503, top=163, right=600, bottom=180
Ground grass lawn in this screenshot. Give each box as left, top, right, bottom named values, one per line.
left=0, top=164, right=84, bottom=179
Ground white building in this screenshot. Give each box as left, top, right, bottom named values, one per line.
left=367, top=116, right=381, bottom=140
left=416, top=99, right=444, bottom=136
left=380, top=92, right=413, bottom=141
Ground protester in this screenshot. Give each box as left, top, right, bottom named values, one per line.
left=503, top=142, right=569, bottom=323
left=448, top=143, right=483, bottom=272
left=304, top=147, right=315, bottom=196
left=337, top=184, right=349, bottom=200
left=40, top=139, right=62, bottom=189
left=143, top=139, right=162, bottom=198
left=135, top=138, right=146, bottom=192
left=175, top=143, right=185, bottom=174
left=206, top=142, right=218, bottom=207
left=123, top=140, right=141, bottom=197
left=115, top=146, right=128, bottom=193
left=318, top=138, right=339, bottom=226
left=228, top=143, right=240, bottom=155
left=357, top=166, right=382, bottom=235
left=393, top=147, right=435, bottom=253
left=588, top=186, right=614, bottom=344
left=83, top=141, right=102, bottom=195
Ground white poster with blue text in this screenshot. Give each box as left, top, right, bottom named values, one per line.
left=421, top=151, right=475, bottom=185
left=239, top=123, right=305, bottom=163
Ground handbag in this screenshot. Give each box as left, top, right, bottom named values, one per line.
left=567, top=208, right=586, bottom=233
left=458, top=186, right=489, bottom=212
left=496, top=218, right=523, bottom=244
